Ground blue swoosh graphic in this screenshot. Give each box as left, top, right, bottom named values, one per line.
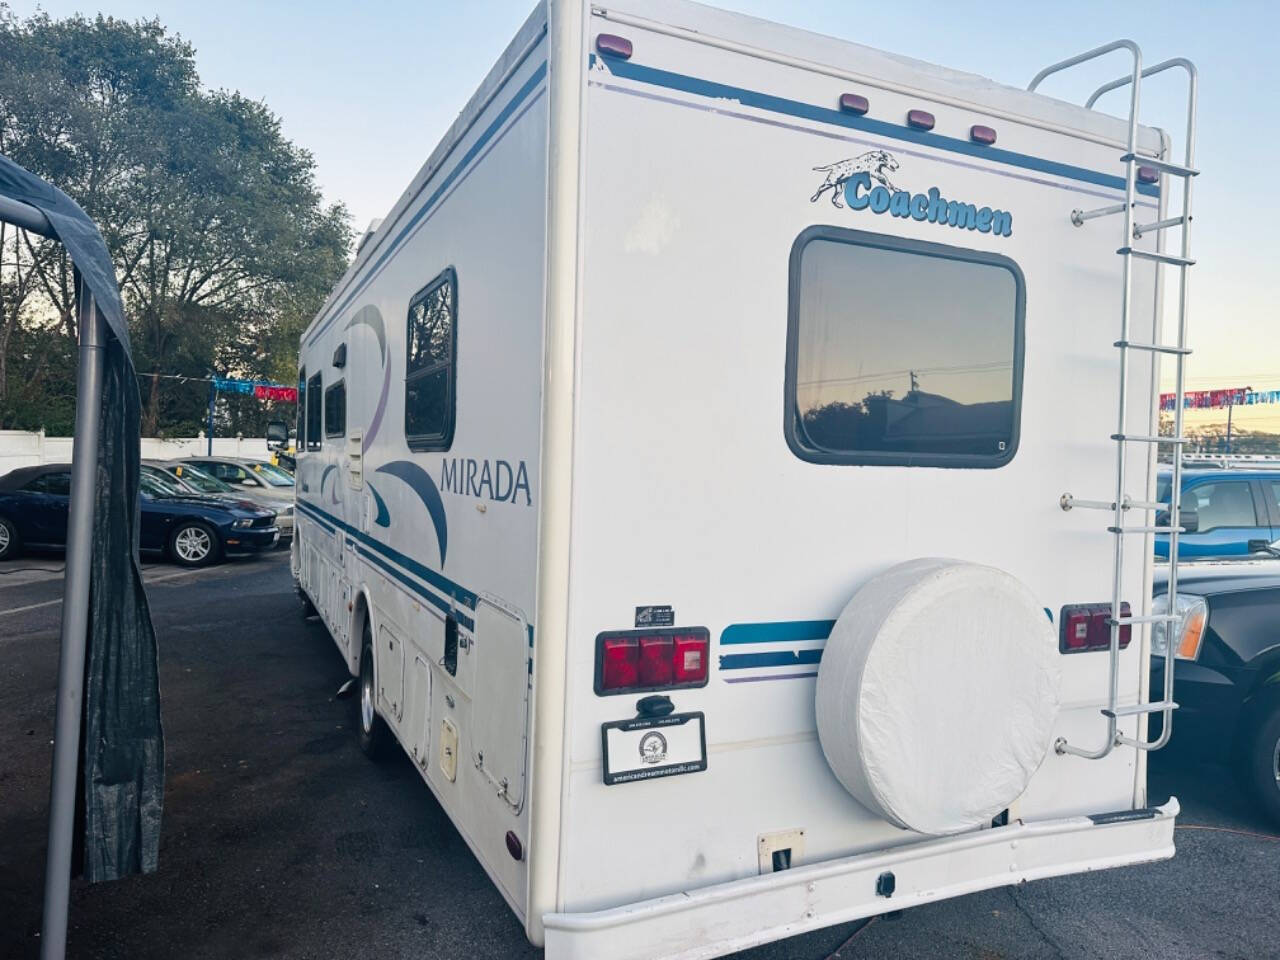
left=320, top=464, right=337, bottom=504
left=367, top=480, right=391, bottom=528
left=344, top=304, right=386, bottom=363
left=375, top=459, right=448, bottom=565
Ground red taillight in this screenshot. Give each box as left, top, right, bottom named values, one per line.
left=638, top=635, right=674, bottom=686
left=672, top=634, right=707, bottom=684
left=600, top=637, right=640, bottom=690
left=1059, top=603, right=1132, bottom=654
left=596, top=629, right=709, bottom=694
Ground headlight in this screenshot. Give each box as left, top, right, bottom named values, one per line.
left=232, top=518, right=254, bottom=529
left=1150, top=593, right=1208, bottom=661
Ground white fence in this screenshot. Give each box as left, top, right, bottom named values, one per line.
left=0, top=429, right=276, bottom=474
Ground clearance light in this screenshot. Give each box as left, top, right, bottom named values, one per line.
left=839, top=93, right=870, bottom=115
left=596, top=33, right=633, bottom=60
left=1151, top=594, right=1208, bottom=661
left=1059, top=602, right=1132, bottom=654
left=907, top=109, right=935, bottom=130
left=970, top=125, right=997, bottom=145
left=1137, top=165, right=1159, bottom=184
left=596, top=628, right=709, bottom=694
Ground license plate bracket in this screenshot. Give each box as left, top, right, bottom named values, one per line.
left=601, top=711, right=706, bottom=786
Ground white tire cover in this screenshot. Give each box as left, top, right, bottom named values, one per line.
left=815, top=559, right=1061, bottom=836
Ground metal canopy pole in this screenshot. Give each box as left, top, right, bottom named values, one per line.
left=40, top=271, right=106, bottom=960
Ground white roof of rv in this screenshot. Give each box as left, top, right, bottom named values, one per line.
left=304, top=0, right=1165, bottom=341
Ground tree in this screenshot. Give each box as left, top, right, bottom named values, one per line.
left=0, top=6, right=351, bottom=434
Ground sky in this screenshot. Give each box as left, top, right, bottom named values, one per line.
left=9, top=0, right=1279, bottom=419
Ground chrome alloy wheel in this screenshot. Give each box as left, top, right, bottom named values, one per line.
left=174, top=525, right=212, bottom=563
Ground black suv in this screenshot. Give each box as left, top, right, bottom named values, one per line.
left=1153, top=562, right=1280, bottom=824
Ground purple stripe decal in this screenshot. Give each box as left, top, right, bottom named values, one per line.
left=365, top=357, right=391, bottom=453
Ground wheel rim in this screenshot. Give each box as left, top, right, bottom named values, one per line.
left=361, top=654, right=375, bottom=734
left=174, top=526, right=211, bottom=562
left=0, top=523, right=9, bottom=553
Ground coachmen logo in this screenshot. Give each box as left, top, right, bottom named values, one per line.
left=810, top=150, right=1013, bottom=238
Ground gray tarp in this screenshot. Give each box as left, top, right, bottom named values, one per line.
left=0, top=153, right=163, bottom=881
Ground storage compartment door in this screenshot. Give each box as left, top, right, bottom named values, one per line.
left=471, top=599, right=530, bottom=811
left=377, top=623, right=406, bottom=722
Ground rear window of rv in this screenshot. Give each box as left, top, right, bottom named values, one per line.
left=405, top=268, right=457, bottom=450
left=785, top=227, right=1024, bottom=468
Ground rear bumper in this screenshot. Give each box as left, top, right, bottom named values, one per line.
left=543, top=799, right=1179, bottom=960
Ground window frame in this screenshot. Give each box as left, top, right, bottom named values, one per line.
left=324, top=379, right=346, bottom=439
left=296, top=366, right=306, bottom=451
left=404, top=267, right=458, bottom=452
left=306, top=372, right=323, bottom=451
left=783, top=225, right=1026, bottom=469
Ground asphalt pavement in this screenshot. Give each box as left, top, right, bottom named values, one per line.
left=1, top=553, right=1277, bottom=960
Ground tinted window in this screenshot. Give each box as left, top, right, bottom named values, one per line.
left=171, top=464, right=234, bottom=494
left=1268, top=481, right=1280, bottom=520
left=306, top=373, right=323, bottom=450
left=296, top=367, right=306, bottom=450
left=786, top=228, right=1023, bottom=467
left=24, top=472, right=71, bottom=495
left=405, top=269, right=456, bottom=450
left=324, top=380, right=346, bottom=438
left=1186, top=481, right=1258, bottom=532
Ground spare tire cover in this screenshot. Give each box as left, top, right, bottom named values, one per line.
left=815, top=559, right=1060, bottom=836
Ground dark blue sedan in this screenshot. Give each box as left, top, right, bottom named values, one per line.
left=0, top=463, right=278, bottom=567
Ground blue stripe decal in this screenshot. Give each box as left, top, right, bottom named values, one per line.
left=594, top=56, right=1159, bottom=199
left=295, top=498, right=478, bottom=611
left=720, top=649, right=824, bottom=670
left=307, top=61, right=548, bottom=346
left=721, top=620, right=836, bottom=645
left=299, top=505, right=336, bottom=535
left=356, top=544, right=476, bottom=633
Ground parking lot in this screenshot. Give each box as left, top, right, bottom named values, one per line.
left=2, top=553, right=1278, bottom=960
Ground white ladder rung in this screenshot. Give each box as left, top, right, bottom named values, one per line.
left=1121, top=153, right=1199, bottom=177
left=1071, top=202, right=1129, bottom=226
left=1108, top=525, right=1183, bottom=534
left=1118, top=246, right=1196, bottom=267
left=1133, top=214, right=1188, bottom=239
left=1102, top=701, right=1179, bottom=719
left=1111, top=433, right=1188, bottom=444
left=1115, top=339, right=1191, bottom=356
left=1107, top=614, right=1180, bottom=626
left=1060, top=494, right=1168, bottom=512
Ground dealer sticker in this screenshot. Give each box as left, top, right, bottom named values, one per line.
left=635, top=605, right=675, bottom=628
left=601, top=712, right=706, bottom=785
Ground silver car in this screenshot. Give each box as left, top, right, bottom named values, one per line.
left=176, top=457, right=295, bottom=539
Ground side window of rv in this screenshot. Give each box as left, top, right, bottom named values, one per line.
left=306, top=372, right=323, bottom=451
left=324, top=380, right=346, bottom=438
left=786, top=228, right=1024, bottom=468
left=296, top=367, right=305, bottom=450
left=405, top=268, right=457, bottom=450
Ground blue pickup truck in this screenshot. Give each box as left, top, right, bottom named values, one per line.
left=1155, top=468, right=1280, bottom=559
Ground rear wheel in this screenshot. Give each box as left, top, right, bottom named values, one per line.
left=1243, top=707, right=1280, bottom=827
left=357, top=620, right=392, bottom=761
left=169, top=521, right=220, bottom=567
left=0, top=516, right=20, bottom=561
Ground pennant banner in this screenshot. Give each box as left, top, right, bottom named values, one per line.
left=1160, top=388, right=1280, bottom=411
left=212, top=376, right=297, bottom=404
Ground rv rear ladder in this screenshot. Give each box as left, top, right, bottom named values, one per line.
left=1030, top=43, right=1199, bottom=760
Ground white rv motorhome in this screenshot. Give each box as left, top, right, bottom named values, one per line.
left=292, top=3, right=1199, bottom=957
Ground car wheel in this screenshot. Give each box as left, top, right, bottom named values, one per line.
left=1243, top=706, right=1280, bottom=827
left=0, top=516, right=21, bottom=561
left=168, top=521, right=220, bottom=567
left=357, top=620, right=392, bottom=761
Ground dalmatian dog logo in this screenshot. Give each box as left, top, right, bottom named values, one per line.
left=810, top=150, right=901, bottom=208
